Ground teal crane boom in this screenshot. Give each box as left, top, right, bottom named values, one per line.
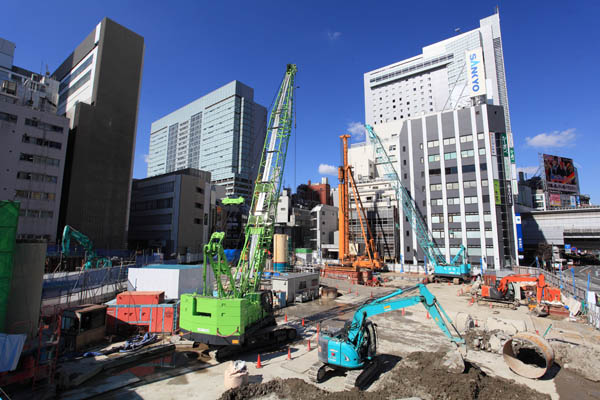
left=61, top=225, right=111, bottom=269
left=364, top=124, right=471, bottom=280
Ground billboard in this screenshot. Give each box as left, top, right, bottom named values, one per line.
left=543, top=154, right=578, bottom=193
left=465, top=48, right=487, bottom=97
left=515, top=213, right=523, bottom=252
left=549, top=193, right=561, bottom=207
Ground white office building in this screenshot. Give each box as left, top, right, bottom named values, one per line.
left=364, top=12, right=511, bottom=137
left=349, top=104, right=518, bottom=269
left=147, top=81, right=267, bottom=199
left=0, top=38, right=69, bottom=242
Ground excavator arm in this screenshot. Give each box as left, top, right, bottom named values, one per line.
left=61, top=225, right=111, bottom=269
left=346, top=284, right=464, bottom=347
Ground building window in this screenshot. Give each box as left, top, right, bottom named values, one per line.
left=427, top=140, right=439, bottom=148
left=461, top=149, right=474, bottom=158
left=446, top=182, right=459, bottom=190
left=463, top=180, right=477, bottom=189
left=447, top=197, right=460, bottom=205
left=479, top=148, right=486, bottom=156
left=460, top=135, right=473, bottom=143
left=428, top=154, right=440, bottom=163
left=443, top=137, right=456, bottom=146
left=196, top=187, right=204, bottom=194
left=464, top=196, right=478, bottom=204
left=195, top=202, right=203, bottom=209
left=0, top=111, right=18, bottom=123
left=430, top=183, right=442, bottom=191
left=477, top=133, right=485, bottom=140
left=444, top=152, right=456, bottom=160
left=482, top=180, right=488, bottom=187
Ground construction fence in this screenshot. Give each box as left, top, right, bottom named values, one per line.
left=41, top=264, right=133, bottom=315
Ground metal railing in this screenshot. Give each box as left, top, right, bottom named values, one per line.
left=512, top=266, right=588, bottom=302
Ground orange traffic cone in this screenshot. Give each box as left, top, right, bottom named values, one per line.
left=257, top=354, right=262, bottom=368
left=307, top=340, right=311, bottom=351
left=317, top=323, right=320, bottom=334
left=287, top=347, right=292, bottom=360
left=426, top=311, right=430, bottom=319
left=285, top=313, right=288, bottom=322
left=302, top=318, right=305, bottom=327
left=402, top=309, right=405, bottom=316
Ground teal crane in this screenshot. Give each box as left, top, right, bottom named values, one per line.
left=364, top=124, right=471, bottom=281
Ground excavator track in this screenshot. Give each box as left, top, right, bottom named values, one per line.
left=215, top=324, right=297, bottom=362
left=344, top=357, right=381, bottom=390
left=307, top=361, right=328, bottom=383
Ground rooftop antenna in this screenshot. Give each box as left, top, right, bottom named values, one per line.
left=454, top=28, right=461, bottom=35
left=495, top=5, right=499, bottom=14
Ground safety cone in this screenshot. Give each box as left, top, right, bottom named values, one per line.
left=475, top=319, right=478, bottom=327
left=287, top=347, right=292, bottom=360
left=402, top=309, right=405, bottom=316
left=285, top=313, right=288, bottom=322
left=256, top=354, right=262, bottom=368
left=426, top=311, right=430, bottom=319
left=370, top=291, right=373, bottom=298
left=317, top=323, right=320, bottom=334
left=307, top=339, right=311, bottom=351
left=489, top=302, right=492, bottom=309
left=302, top=318, right=305, bottom=327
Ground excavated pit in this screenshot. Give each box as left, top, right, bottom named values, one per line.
left=219, top=351, right=549, bottom=400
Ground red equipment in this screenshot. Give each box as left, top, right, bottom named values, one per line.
left=106, top=291, right=179, bottom=334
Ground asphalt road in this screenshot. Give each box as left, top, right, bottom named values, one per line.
left=574, top=265, right=600, bottom=292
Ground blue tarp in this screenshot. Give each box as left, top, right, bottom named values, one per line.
left=0, top=333, right=26, bottom=372
left=224, top=249, right=241, bottom=263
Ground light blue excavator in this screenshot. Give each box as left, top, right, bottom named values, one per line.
left=61, top=225, right=112, bottom=269
left=308, top=284, right=464, bottom=389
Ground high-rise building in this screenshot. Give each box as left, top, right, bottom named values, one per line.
left=52, top=18, right=144, bottom=249
left=0, top=38, right=70, bottom=242
left=147, top=81, right=267, bottom=200
left=349, top=104, right=517, bottom=269
left=364, top=13, right=511, bottom=136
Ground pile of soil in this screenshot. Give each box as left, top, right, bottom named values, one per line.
left=220, top=351, right=549, bottom=400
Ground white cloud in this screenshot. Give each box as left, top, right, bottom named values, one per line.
left=517, top=166, right=539, bottom=176
left=347, top=121, right=366, bottom=139
left=143, top=154, right=149, bottom=163
left=525, top=128, right=576, bottom=148
left=327, top=31, right=342, bottom=41
left=318, top=163, right=337, bottom=176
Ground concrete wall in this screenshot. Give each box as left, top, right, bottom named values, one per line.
left=5, top=242, right=46, bottom=339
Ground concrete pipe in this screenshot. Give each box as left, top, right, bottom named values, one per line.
left=502, top=332, right=554, bottom=379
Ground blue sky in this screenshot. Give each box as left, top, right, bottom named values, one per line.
left=3, top=1, right=599, bottom=199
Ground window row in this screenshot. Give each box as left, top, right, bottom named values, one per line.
left=16, top=171, right=58, bottom=183
left=15, top=190, right=56, bottom=201
left=19, top=153, right=60, bottom=167
left=25, top=118, right=64, bottom=133
left=22, top=134, right=62, bottom=149
left=18, top=208, right=54, bottom=218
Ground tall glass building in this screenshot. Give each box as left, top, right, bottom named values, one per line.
left=147, top=81, right=267, bottom=200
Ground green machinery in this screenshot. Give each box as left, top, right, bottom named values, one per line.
left=365, top=124, right=471, bottom=281
left=179, top=64, right=298, bottom=354
left=61, top=225, right=112, bottom=270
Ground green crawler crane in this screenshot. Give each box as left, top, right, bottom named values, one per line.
left=179, top=65, right=298, bottom=359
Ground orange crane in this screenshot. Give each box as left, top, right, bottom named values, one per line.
left=336, top=134, right=383, bottom=271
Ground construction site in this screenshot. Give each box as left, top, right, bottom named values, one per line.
left=1, top=62, right=599, bottom=400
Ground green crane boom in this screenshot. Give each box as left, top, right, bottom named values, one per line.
left=232, top=63, right=297, bottom=297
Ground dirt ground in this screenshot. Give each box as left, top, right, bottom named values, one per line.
left=219, top=352, right=550, bottom=400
